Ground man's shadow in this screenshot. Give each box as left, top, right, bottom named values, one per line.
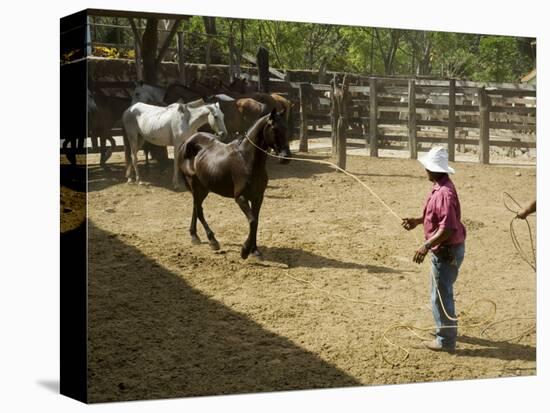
left=456, top=335, right=535, bottom=362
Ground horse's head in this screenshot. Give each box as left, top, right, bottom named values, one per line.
left=207, top=102, right=228, bottom=141
left=264, top=108, right=291, bottom=164
left=131, top=81, right=165, bottom=106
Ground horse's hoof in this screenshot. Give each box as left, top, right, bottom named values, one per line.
left=209, top=239, right=220, bottom=251
left=191, top=235, right=201, bottom=245
left=126, top=178, right=135, bottom=184
left=241, top=248, right=250, bottom=260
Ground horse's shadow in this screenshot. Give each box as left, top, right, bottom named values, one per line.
left=226, top=244, right=402, bottom=274
left=455, top=335, right=536, bottom=362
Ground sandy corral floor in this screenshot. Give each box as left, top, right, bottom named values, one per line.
left=61, top=145, right=536, bottom=403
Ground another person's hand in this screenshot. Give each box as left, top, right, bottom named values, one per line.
left=413, top=244, right=429, bottom=264
left=517, top=209, right=529, bottom=219
left=402, top=217, right=421, bottom=231
left=517, top=200, right=536, bottom=220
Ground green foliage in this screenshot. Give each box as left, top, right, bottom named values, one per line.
left=90, top=16, right=535, bottom=82
left=474, top=36, right=532, bottom=82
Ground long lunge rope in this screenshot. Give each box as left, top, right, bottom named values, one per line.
left=245, top=135, right=536, bottom=364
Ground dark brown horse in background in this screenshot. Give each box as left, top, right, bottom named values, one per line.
left=88, top=91, right=168, bottom=170
left=178, top=108, right=291, bottom=260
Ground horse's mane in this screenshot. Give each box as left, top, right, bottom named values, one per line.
left=245, top=114, right=269, bottom=139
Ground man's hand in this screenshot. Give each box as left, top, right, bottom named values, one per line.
left=402, top=217, right=421, bottom=231
left=413, top=244, right=429, bottom=264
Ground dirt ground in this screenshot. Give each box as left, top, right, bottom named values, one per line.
left=62, top=146, right=536, bottom=403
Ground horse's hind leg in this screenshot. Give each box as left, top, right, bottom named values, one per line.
left=188, top=180, right=204, bottom=245
left=123, top=131, right=135, bottom=183
left=192, top=185, right=219, bottom=250
left=189, top=202, right=201, bottom=245
left=131, top=135, right=145, bottom=184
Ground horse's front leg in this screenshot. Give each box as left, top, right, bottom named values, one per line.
left=235, top=195, right=256, bottom=259
left=249, top=194, right=264, bottom=259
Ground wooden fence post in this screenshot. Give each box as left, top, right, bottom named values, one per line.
left=448, top=79, right=456, bottom=162
left=369, top=77, right=378, bottom=157
left=337, top=77, right=349, bottom=169
left=331, top=75, right=338, bottom=155
left=299, top=83, right=309, bottom=152
left=408, top=79, right=417, bottom=159
left=337, top=117, right=346, bottom=170
left=257, top=46, right=270, bottom=93
left=228, top=35, right=236, bottom=83
left=177, top=31, right=186, bottom=85
left=205, top=35, right=212, bottom=78
left=478, top=87, right=490, bottom=164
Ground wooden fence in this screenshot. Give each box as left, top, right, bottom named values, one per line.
left=80, top=56, right=536, bottom=167
left=267, top=75, right=536, bottom=167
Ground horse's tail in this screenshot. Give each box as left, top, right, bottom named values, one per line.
left=178, top=138, right=198, bottom=180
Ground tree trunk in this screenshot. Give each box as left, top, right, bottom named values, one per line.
left=142, top=18, right=159, bottom=84
left=202, top=16, right=221, bottom=64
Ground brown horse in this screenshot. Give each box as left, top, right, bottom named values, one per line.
left=178, top=108, right=291, bottom=259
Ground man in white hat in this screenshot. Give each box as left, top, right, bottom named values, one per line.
left=402, top=146, right=466, bottom=352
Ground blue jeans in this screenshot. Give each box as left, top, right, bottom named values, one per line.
left=430, top=243, right=465, bottom=349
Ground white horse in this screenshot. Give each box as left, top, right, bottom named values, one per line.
left=122, top=101, right=228, bottom=188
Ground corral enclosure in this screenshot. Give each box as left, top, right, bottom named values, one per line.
left=60, top=10, right=537, bottom=403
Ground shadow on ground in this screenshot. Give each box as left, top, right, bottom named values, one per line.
left=456, top=335, right=536, bottom=362
left=259, top=245, right=403, bottom=273
left=87, top=222, right=361, bottom=403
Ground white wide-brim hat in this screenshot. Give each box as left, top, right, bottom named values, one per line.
left=419, top=146, right=455, bottom=174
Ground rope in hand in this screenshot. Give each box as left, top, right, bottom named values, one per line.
left=245, top=134, right=536, bottom=365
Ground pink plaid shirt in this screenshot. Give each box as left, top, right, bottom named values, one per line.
left=423, top=175, right=466, bottom=250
